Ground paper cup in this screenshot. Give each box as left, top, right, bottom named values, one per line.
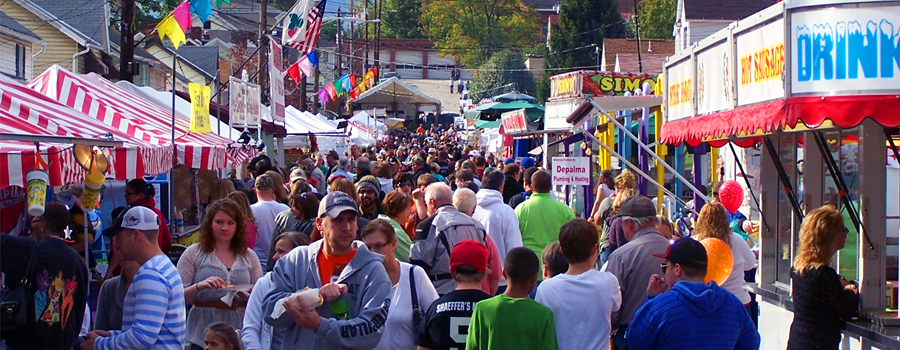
left=26, top=170, right=49, bottom=216
left=82, top=171, right=104, bottom=209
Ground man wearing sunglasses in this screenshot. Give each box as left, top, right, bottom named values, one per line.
left=626, top=239, right=760, bottom=350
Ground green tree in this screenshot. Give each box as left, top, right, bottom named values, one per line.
left=421, top=0, right=540, bottom=66
left=109, top=0, right=181, bottom=29
left=632, top=0, right=676, bottom=39
left=469, top=50, right=536, bottom=102
left=537, top=0, right=624, bottom=101
left=380, top=0, right=426, bottom=39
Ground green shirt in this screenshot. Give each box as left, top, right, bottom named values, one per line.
left=515, top=192, right=575, bottom=261
left=378, top=214, right=411, bottom=262
left=466, top=295, right=558, bottom=350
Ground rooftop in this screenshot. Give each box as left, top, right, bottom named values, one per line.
left=21, top=0, right=107, bottom=46
left=0, top=9, right=40, bottom=41
left=683, top=0, right=775, bottom=21
left=603, top=38, right=674, bottom=74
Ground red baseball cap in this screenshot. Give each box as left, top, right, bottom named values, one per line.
left=450, top=240, right=489, bottom=274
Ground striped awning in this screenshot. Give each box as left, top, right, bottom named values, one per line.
left=0, top=74, right=168, bottom=189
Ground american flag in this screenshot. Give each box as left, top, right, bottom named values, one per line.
left=288, top=0, right=327, bottom=54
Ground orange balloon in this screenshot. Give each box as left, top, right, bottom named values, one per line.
left=700, top=238, right=733, bottom=285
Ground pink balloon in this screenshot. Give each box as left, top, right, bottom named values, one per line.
left=718, top=180, right=744, bottom=213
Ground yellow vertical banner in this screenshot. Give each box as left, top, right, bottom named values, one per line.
left=655, top=111, right=666, bottom=214
left=710, top=146, right=719, bottom=186
left=189, top=83, right=211, bottom=134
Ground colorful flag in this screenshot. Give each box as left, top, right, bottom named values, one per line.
left=333, top=77, right=344, bottom=96
left=349, top=87, right=360, bottom=100
left=288, top=0, right=327, bottom=54
left=349, top=74, right=357, bottom=87
left=286, top=62, right=302, bottom=84
left=297, top=54, right=314, bottom=77
left=318, top=88, right=329, bottom=104
left=325, top=83, right=337, bottom=100
left=189, top=83, right=211, bottom=133
left=340, top=74, right=351, bottom=91
left=157, top=1, right=190, bottom=49
left=281, top=0, right=314, bottom=49
left=307, top=50, right=318, bottom=67
left=190, top=0, right=211, bottom=24
left=214, top=0, right=231, bottom=9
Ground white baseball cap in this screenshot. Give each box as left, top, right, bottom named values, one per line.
left=102, top=206, right=160, bottom=237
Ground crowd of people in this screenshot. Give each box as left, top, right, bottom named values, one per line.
left=0, top=127, right=859, bottom=350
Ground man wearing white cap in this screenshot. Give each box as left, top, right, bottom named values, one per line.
left=82, top=207, right=186, bottom=350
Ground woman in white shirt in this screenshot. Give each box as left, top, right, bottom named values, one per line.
left=692, top=202, right=757, bottom=305
left=360, top=219, right=439, bottom=350
left=241, top=231, right=310, bottom=350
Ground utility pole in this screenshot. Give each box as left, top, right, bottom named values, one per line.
left=119, top=0, right=135, bottom=82
left=374, top=0, right=381, bottom=83
left=349, top=0, right=355, bottom=74
left=258, top=0, right=269, bottom=95
left=313, top=65, right=320, bottom=114
left=337, top=7, right=343, bottom=76
left=632, top=0, right=643, bottom=73
left=364, top=0, right=369, bottom=71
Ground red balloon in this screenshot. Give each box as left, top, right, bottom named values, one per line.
left=718, top=180, right=744, bottom=213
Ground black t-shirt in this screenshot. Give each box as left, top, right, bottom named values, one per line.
left=0, top=235, right=88, bottom=350
left=415, top=289, right=491, bottom=350
left=437, top=161, right=450, bottom=177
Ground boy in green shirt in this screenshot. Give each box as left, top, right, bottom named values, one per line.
left=466, top=247, right=558, bottom=350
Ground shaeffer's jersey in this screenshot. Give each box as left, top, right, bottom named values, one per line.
left=415, top=289, right=491, bottom=350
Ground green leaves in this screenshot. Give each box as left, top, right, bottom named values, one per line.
left=633, top=0, right=676, bottom=39
left=470, top=50, right=536, bottom=102
left=421, top=0, right=540, bottom=66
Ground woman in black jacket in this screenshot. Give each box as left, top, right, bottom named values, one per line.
left=787, top=205, right=859, bottom=350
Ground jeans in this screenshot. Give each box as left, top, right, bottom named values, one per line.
left=612, top=326, right=630, bottom=350
left=599, top=247, right=612, bottom=267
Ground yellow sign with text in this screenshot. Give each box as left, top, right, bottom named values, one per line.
left=189, top=83, right=211, bottom=134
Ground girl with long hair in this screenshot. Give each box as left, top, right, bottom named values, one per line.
left=226, top=191, right=259, bottom=249
left=264, top=170, right=290, bottom=204
left=177, top=198, right=263, bottom=350
left=787, top=205, right=858, bottom=350
left=691, top=202, right=756, bottom=309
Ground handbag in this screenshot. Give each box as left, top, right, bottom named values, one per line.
left=0, top=241, right=39, bottom=331
left=409, top=265, right=423, bottom=329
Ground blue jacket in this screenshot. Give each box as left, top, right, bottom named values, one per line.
left=626, top=281, right=760, bottom=350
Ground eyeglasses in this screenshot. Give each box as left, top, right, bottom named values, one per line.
left=366, top=242, right=388, bottom=251
left=398, top=182, right=411, bottom=187
left=661, top=262, right=669, bottom=274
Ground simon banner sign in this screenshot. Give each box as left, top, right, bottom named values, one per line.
left=549, top=71, right=657, bottom=101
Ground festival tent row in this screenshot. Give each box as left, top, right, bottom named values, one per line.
left=347, top=111, right=387, bottom=147
left=29, top=65, right=254, bottom=170
left=115, top=81, right=242, bottom=141
left=0, top=74, right=168, bottom=189
left=283, top=106, right=345, bottom=150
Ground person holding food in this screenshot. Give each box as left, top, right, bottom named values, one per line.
left=262, top=191, right=393, bottom=350
left=177, top=198, right=263, bottom=350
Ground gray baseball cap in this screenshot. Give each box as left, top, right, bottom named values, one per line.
left=618, top=196, right=657, bottom=218
left=318, top=191, right=360, bottom=218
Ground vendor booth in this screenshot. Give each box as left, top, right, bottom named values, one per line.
left=657, top=0, right=900, bottom=348
left=353, top=77, right=442, bottom=118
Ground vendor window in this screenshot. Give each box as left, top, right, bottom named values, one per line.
left=820, top=129, right=861, bottom=282
left=775, top=134, right=804, bottom=286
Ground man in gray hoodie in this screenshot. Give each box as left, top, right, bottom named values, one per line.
left=263, top=192, right=393, bottom=349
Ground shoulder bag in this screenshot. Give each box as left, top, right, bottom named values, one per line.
left=0, top=240, right=39, bottom=331
left=410, top=265, right=423, bottom=329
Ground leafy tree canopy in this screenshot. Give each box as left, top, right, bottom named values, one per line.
left=631, top=0, right=677, bottom=39
left=380, top=0, right=426, bottom=39
left=469, top=50, right=536, bottom=102
left=421, top=0, right=541, bottom=66
left=109, top=0, right=181, bottom=30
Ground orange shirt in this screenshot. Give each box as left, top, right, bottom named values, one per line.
left=317, top=248, right=357, bottom=286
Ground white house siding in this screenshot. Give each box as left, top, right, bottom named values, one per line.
left=0, top=35, right=33, bottom=80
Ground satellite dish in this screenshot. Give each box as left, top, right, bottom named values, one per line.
left=73, top=144, right=109, bottom=174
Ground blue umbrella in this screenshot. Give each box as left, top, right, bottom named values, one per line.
left=492, top=91, right=538, bottom=103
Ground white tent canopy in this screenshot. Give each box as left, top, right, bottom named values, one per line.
left=354, top=77, right=442, bottom=112
left=346, top=111, right=387, bottom=147
left=283, top=106, right=346, bottom=149
left=115, top=81, right=242, bottom=140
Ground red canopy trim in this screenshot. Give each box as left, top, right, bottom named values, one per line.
left=661, top=95, right=900, bottom=147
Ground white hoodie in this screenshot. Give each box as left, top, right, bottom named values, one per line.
left=377, top=177, right=394, bottom=195
left=473, top=189, right=523, bottom=286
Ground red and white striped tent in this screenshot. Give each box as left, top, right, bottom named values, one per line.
left=0, top=74, right=169, bottom=189
left=30, top=65, right=253, bottom=171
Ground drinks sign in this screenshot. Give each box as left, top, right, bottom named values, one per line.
left=552, top=157, right=590, bottom=185
left=791, top=6, right=900, bottom=94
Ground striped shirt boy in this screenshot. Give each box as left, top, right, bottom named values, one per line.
left=95, top=254, right=186, bottom=350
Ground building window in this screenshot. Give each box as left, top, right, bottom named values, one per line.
left=15, top=44, right=26, bottom=78
left=134, top=63, right=149, bottom=86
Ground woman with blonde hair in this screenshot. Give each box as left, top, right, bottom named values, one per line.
left=177, top=198, right=263, bottom=350
left=264, top=170, right=289, bottom=204
left=787, top=205, right=858, bottom=350
left=329, top=177, right=359, bottom=203
left=692, top=202, right=757, bottom=310
left=606, top=188, right=637, bottom=253
left=213, top=178, right=236, bottom=202
left=226, top=191, right=259, bottom=249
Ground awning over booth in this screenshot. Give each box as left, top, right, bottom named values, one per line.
left=0, top=74, right=167, bottom=188
left=30, top=65, right=252, bottom=170
left=659, top=95, right=900, bottom=147
left=354, top=77, right=441, bottom=110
